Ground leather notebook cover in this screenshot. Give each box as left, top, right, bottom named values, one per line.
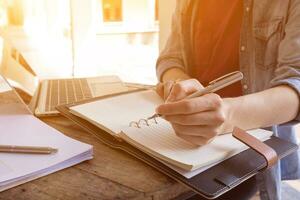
left=56, top=92, right=299, bottom=199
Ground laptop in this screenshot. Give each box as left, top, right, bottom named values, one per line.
left=3, top=74, right=129, bottom=116
left=0, top=37, right=129, bottom=116
left=0, top=36, right=136, bottom=116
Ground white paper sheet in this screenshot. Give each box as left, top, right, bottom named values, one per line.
left=71, top=90, right=163, bottom=134
left=0, top=114, right=93, bottom=191
left=122, top=119, right=272, bottom=172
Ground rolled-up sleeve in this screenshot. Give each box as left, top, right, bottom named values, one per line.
left=270, top=74, right=300, bottom=121
left=270, top=0, right=300, bottom=121
left=156, top=0, right=186, bottom=81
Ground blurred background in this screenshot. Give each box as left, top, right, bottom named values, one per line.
left=0, top=0, right=176, bottom=86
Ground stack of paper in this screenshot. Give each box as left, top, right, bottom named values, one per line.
left=0, top=114, right=93, bottom=192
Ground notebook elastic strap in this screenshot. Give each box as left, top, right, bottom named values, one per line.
left=232, top=127, right=278, bottom=170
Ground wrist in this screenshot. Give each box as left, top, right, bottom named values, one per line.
left=221, top=97, right=245, bottom=133
left=220, top=98, right=237, bottom=134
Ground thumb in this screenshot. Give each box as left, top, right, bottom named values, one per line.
left=155, top=82, right=164, bottom=99
left=166, top=79, right=203, bottom=102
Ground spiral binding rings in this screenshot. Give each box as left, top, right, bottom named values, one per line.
left=129, top=116, right=158, bottom=128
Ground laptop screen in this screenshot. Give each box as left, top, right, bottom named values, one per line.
left=0, top=36, right=38, bottom=96
left=0, top=75, right=12, bottom=93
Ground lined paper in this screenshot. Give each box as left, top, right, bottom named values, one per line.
left=121, top=118, right=273, bottom=171
left=71, top=89, right=273, bottom=173
left=71, top=90, right=163, bottom=134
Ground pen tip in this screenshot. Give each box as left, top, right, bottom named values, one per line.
left=51, top=148, right=58, bottom=153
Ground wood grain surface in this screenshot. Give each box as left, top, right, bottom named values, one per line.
left=0, top=89, right=191, bottom=200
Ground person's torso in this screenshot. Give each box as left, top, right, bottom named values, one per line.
left=175, top=2, right=300, bottom=198
left=178, top=0, right=290, bottom=95
left=191, top=0, right=243, bottom=97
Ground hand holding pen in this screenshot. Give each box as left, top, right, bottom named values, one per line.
left=154, top=71, right=243, bottom=146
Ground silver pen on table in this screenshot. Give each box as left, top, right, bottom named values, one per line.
left=148, top=71, right=244, bottom=120
left=0, top=145, right=58, bottom=154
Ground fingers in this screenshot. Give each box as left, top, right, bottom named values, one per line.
left=164, top=111, right=225, bottom=126
left=156, top=82, right=228, bottom=146
left=177, top=135, right=214, bottom=146
left=156, top=82, right=164, bottom=99
left=156, top=78, right=203, bottom=102
left=166, top=79, right=203, bottom=102
left=157, top=93, right=223, bottom=115
left=172, top=124, right=218, bottom=146
left=164, top=81, right=175, bottom=100
left=156, top=79, right=224, bottom=146
left=156, top=80, right=183, bottom=101
left=172, top=124, right=219, bottom=137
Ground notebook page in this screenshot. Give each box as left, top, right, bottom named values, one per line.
left=87, top=76, right=128, bottom=97
left=0, top=115, right=92, bottom=184
left=121, top=118, right=273, bottom=171
left=160, top=156, right=224, bottom=179
left=70, top=90, right=163, bottom=134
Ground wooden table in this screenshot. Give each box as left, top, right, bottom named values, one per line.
left=0, top=89, right=194, bottom=200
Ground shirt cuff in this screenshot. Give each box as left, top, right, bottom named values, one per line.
left=270, top=78, right=300, bottom=121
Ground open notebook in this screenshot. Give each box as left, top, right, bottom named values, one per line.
left=70, top=90, right=272, bottom=177
left=0, top=115, right=92, bottom=191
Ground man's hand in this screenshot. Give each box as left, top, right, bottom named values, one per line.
left=156, top=80, right=177, bottom=101
left=156, top=68, right=191, bottom=101
left=156, top=79, right=231, bottom=146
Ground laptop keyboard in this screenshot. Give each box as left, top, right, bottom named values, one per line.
left=45, top=79, right=92, bottom=112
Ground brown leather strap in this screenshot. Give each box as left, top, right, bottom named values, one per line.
left=232, top=127, right=278, bottom=170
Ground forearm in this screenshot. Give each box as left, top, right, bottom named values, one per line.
left=161, top=68, right=190, bottom=83
left=224, top=85, right=300, bottom=133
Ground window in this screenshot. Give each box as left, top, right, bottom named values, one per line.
left=102, top=0, right=122, bottom=22
left=155, top=0, right=159, bottom=21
